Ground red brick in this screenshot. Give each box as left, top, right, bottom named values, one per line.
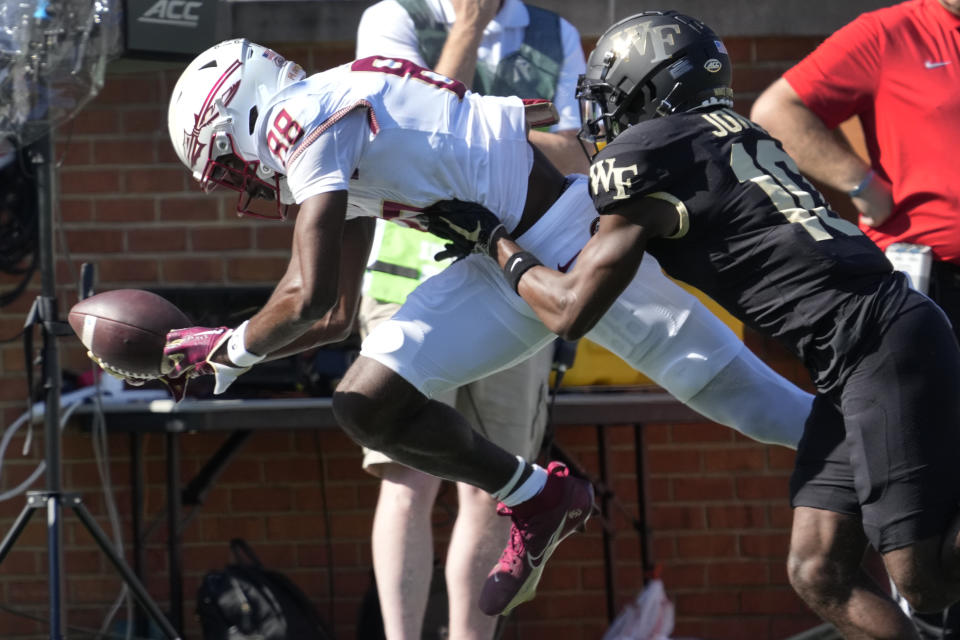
left=65, top=549, right=103, bottom=574
left=768, top=446, right=796, bottom=470
left=156, top=138, right=181, bottom=163
left=58, top=140, right=93, bottom=165
left=59, top=169, right=121, bottom=194
left=127, top=228, right=187, bottom=252
left=671, top=421, right=733, bottom=444
left=213, top=458, right=262, bottom=484
left=740, top=532, right=790, bottom=557
left=96, top=258, right=159, bottom=283
left=255, top=225, right=295, bottom=250
left=0, top=610, right=42, bottom=634
left=676, top=533, right=738, bottom=559
left=741, top=587, right=808, bottom=614
left=642, top=423, right=671, bottom=444
left=661, top=562, right=707, bottom=588
left=672, top=476, right=735, bottom=501
left=724, top=36, right=753, bottom=63
left=754, top=36, right=822, bottom=63
left=646, top=447, right=701, bottom=474
left=120, top=108, right=166, bottom=134
left=703, top=447, right=767, bottom=472
left=159, top=196, right=221, bottom=221
left=227, top=256, right=289, bottom=282
left=95, top=197, right=156, bottom=222
left=161, top=258, right=223, bottom=283
left=769, top=504, right=794, bottom=528
left=93, top=138, right=156, bottom=164
left=199, top=515, right=266, bottom=542
left=70, top=108, right=122, bottom=135
left=703, top=617, right=772, bottom=640
left=707, top=504, right=767, bottom=529
left=191, top=226, right=253, bottom=251
left=735, top=474, right=790, bottom=500
left=266, top=513, right=336, bottom=540
left=124, top=168, right=187, bottom=193
left=0, top=377, right=27, bottom=400
left=734, top=65, right=788, bottom=95
left=650, top=504, right=706, bottom=530
left=95, top=75, right=161, bottom=105
left=707, top=561, right=771, bottom=586
left=771, top=613, right=824, bottom=638
left=230, top=486, right=293, bottom=512
left=64, top=229, right=124, bottom=253
left=675, top=589, right=741, bottom=615
left=60, top=198, right=94, bottom=222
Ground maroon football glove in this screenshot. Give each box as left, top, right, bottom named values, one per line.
left=164, top=326, right=230, bottom=377
left=164, top=326, right=251, bottom=395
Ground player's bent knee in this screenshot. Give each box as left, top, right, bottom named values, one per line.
left=787, top=549, right=854, bottom=606
left=333, top=357, right=429, bottom=451
left=331, top=389, right=381, bottom=447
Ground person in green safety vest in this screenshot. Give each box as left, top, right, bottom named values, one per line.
left=355, top=0, right=586, bottom=637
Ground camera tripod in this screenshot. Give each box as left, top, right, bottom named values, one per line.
left=0, top=131, right=181, bottom=639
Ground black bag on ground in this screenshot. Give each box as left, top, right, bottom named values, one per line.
left=197, top=538, right=333, bottom=640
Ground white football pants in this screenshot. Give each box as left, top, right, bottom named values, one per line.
left=360, top=176, right=811, bottom=448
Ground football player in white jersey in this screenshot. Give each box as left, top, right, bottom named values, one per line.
left=155, top=39, right=814, bottom=616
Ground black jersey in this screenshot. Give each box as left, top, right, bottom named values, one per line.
left=589, top=108, right=911, bottom=392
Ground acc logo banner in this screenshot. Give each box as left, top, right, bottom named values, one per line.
left=590, top=158, right=638, bottom=200
left=138, top=0, right=202, bottom=28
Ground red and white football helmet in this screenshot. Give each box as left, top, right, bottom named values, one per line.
left=167, top=38, right=305, bottom=219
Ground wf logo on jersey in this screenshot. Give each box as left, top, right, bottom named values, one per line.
left=590, top=158, right=639, bottom=200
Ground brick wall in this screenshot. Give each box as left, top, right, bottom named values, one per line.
left=0, top=36, right=832, bottom=640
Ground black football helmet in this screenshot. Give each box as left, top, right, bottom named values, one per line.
left=577, top=11, right=734, bottom=151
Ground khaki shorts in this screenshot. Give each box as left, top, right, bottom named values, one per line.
left=359, top=296, right=553, bottom=475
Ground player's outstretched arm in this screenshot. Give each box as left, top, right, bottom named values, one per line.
left=491, top=199, right=677, bottom=341
left=261, top=215, right=375, bottom=359
left=162, top=190, right=371, bottom=394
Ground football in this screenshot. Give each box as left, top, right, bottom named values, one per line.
left=68, top=289, right=192, bottom=379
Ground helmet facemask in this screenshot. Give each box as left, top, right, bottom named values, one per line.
left=200, top=128, right=289, bottom=220
left=169, top=39, right=304, bottom=221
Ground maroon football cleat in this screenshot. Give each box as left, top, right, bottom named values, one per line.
left=479, top=461, right=594, bottom=615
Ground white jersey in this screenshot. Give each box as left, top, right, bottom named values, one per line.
left=253, top=57, right=533, bottom=232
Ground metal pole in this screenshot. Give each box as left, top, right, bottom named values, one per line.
left=32, top=124, right=66, bottom=640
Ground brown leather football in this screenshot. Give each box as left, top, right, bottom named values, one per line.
left=68, top=289, right=192, bottom=379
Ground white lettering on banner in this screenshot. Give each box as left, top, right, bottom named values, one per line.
left=139, top=0, right=202, bottom=28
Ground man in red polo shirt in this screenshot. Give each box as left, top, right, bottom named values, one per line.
left=752, top=1, right=960, bottom=635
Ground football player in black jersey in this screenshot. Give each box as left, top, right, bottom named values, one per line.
left=427, top=11, right=960, bottom=639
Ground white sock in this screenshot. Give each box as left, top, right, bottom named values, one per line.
left=501, top=464, right=548, bottom=507
left=492, top=456, right=526, bottom=501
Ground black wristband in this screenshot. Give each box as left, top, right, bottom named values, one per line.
left=503, top=251, right=542, bottom=294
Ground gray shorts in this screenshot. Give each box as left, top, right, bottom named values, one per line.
left=358, top=296, right=553, bottom=474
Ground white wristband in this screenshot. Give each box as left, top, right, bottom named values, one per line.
left=226, top=321, right=265, bottom=368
